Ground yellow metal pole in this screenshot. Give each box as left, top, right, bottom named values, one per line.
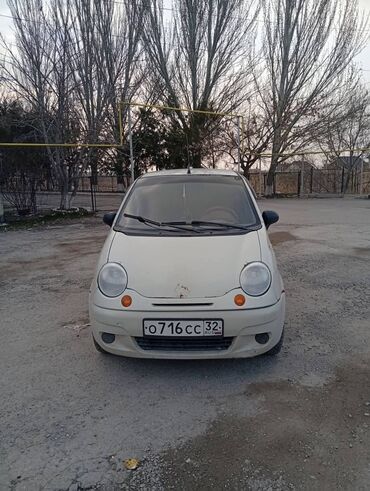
left=2, top=98, right=370, bottom=159
left=0, top=142, right=122, bottom=148
left=1, top=138, right=370, bottom=157
left=0, top=101, right=126, bottom=149
left=122, top=101, right=240, bottom=118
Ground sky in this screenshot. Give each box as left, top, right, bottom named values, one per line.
left=358, top=0, right=370, bottom=87
left=0, top=0, right=370, bottom=86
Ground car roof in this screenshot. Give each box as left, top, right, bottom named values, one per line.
left=140, top=168, right=239, bottom=178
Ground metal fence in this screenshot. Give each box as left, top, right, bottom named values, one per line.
left=248, top=168, right=370, bottom=196
left=4, top=168, right=369, bottom=197
left=78, top=176, right=126, bottom=193
left=2, top=168, right=369, bottom=218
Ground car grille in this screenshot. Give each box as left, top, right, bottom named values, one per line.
left=135, top=337, right=234, bottom=352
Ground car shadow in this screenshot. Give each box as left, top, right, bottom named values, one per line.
left=96, top=351, right=284, bottom=386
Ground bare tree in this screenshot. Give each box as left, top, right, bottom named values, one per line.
left=0, top=98, right=49, bottom=215
left=142, top=0, right=259, bottom=167
left=318, top=79, right=370, bottom=193
left=101, top=1, right=146, bottom=186
left=258, top=0, right=368, bottom=195
left=65, top=0, right=144, bottom=180
left=0, top=0, right=81, bottom=209
left=0, top=0, right=145, bottom=205
left=219, top=105, right=273, bottom=177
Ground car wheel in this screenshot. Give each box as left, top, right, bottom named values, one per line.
left=265, top=330, right=284, bottom=356
left=93, top=336, right=110, bottom=354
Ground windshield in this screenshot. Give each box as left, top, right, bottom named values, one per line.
left=115, top=174, right=261, bottom=236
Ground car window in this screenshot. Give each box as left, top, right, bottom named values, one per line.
left=115, top=174, right=260, bottom=236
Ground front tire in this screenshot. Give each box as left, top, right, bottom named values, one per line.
left=93, top=336, right=110, bottom=354
left=265, top=330, right=284, bottom=356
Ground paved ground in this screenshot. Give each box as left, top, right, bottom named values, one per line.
left=1, top=198, right=370, bottom=490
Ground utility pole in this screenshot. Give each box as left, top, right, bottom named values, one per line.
left=300, top=159, right=305, bottom=198
left=360, top=158, right=366, bottom=196
left=127, top=106, right=135, bottom=183
left=0, top=193, right=5, bottom=225
left=236, top=116, right=241, bottom=173
left=259, top=158, right=263, bottom=197
left=0, top=156, right=5, bottom=225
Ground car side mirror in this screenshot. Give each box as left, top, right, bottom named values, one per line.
left=103, top=212, right=116, bottom=227
left=262, top=210, right=279, bottom=229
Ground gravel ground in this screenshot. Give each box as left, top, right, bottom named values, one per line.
left=0, top=198, right=370, bottom=490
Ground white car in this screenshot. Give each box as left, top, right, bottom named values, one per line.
left=89, top=169, right=285, bottom=359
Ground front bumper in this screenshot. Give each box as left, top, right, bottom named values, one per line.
left=89, top=293, right=285, bottom=359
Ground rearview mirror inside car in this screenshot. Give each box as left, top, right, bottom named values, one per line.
left=262, top=210, right=279, bottom=229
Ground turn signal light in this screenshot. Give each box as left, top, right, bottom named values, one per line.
left=234, top=294, right=246, bottom=306
left=121, top=295, right=132, bottom=308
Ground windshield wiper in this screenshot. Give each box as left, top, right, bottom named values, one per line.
left=168, top=220, right=255, bottom=231
left=123, top=213, right=200, bottom=233
left=124, top=214, right=255, bottom=233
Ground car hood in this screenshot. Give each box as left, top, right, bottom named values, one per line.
left=108, top=231, right=261, bottom=298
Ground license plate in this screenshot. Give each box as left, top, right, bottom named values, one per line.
left=143, top=319, right=223, bottom=337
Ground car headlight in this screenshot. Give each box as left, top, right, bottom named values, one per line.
left=240, top=262, right=271, bottom=296
left=98, top=262, right=128, bottom=297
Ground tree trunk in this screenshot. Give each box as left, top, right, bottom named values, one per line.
left=59, top=168, right=69, bottom=210
left=117, top=174, right=124, bottom=192
left=68, top=176, right=79, bottom=209
left=115, top=153, right=126, bottom=191
left=91, top=162, right=98, bottom=186
left=30, top=179, right=37, bottom=214
left=265, top=128, right=282, bottom=196
left=59, top=183, right=68, bottom=210
left=189, top=122, right=202, bottom=168
left=0, top=193, right=5, bottom=224
left=342, top=169, right=351, bottom=194
left=266, top=155, right=279, bottom=196
left=243, top=166, right=250, bottom=179
left=192, top=150, right=202, bottom=168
